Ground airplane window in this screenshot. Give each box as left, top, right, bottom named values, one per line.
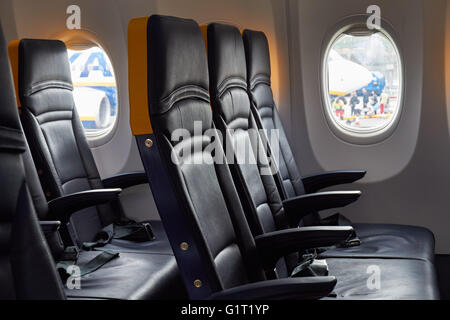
left=67, top=46, right=118, bottom=137
left=323, top=28, right=402, bottom=137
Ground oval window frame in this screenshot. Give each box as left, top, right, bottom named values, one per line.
left=320, top=15, right=404, bottom=145
left=59, top=30, right=120, bottom=146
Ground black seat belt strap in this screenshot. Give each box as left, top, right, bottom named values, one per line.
left=291, top=251, right=329, bottom=278
left=82, top=224, right=115, bottom=250
left=57, top=247, right=119, bottom=281
left=82, top=221, right=155, bottom=250
left=113, top=222, right=155, bottom=242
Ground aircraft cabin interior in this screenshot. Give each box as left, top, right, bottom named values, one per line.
left=2, top=0, right=450, bottom=308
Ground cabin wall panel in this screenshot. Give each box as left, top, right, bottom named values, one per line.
left=291, top=0, right=450, bottom=253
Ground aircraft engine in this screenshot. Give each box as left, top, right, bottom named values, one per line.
left=72, top=87, right=112, bottom=129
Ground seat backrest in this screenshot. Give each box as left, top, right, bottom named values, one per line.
left=242, top=30, right=305, bottom=200
left=129, top=15, right=266, bottom=299
left=0, top=24, right=65, bottom=300
left=11, top=39, right=117, bottom=243
left=206, top=23, right=297, bottom=277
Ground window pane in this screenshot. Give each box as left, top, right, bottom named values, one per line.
left=325, top=31, right=401, bottom=133
left=67, top=47, right=118, bottom=135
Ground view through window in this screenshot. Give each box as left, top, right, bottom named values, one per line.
left=67, top=46, right=118, bottom=136
left=325, top=30, right=402, bottom=133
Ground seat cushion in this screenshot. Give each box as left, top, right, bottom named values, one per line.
left=64, top=251, right=186, bottom=300
left=324, top=258, right=439, bottom=300
left=318, top=223, right=435, bottom=262
left=102, top=221, right=173, bottom=255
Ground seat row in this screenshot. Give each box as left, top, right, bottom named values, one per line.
left=0, top=14, right=439, bottom=299
left=127, top=15, right=439, bottom=299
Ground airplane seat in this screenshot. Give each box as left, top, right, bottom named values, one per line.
left=0, top=25, right=65, bottom=300
left=206, top=23, right=300, bottom=277
left=10, top=38, right=171, bottom=255
left=242, top=29, right=435, bottom=263
left=128, top=14, right=344, bottom=300
left=22, top=127, right=185, bottom=300
left=206, top=22, right=439, bottom=299
left=0, top=25, right=185, bottom=300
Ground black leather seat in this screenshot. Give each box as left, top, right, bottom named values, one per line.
left=0, top=25, right=65, bottom=300
left=129, top=14, right=354, bottom=300
left=206, top=22, right=439, bottom=299
left=0, top=23, right=184, bottom=300
left=241, top=29, right=435, bottom=263
left=12, top=38, right=169, bottom=254
left=21, top=132, right=184, bottom=299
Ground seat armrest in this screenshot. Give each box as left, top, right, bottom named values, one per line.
left=48, top=189, right=122, bottom=223
left=40, top=221, right=61, bottom=234
left=283, top=191, right=361, bottom=227
left=210, top=277, right=337, bottom=300
left=302, top=170, right=366, bottom=193
left=102, top=171, right=148, bottom=189
left=255, top=227, right=354, bottom=270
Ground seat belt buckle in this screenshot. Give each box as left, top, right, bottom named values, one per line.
left=344, top=237, right=361, bottom=248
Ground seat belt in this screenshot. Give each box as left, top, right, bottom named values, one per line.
left=56, top=246, right=119, bottom=281
left=291, top=252, right=329, bottom=278
left=82, top=221, right=155, bottom=250
left=114, top=221, right=155, bottom=241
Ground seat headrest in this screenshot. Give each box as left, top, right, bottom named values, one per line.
left=18, top=39, right=73, bottom=98
left=242, top=30, right=271, bottom=90
left=148, top=15, right=210, bottom=116
left=207, top=23, right=247, bottom=97
left=0, top=24, right=25, bottom=153
left=129, top=15, right=210, bottom=136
